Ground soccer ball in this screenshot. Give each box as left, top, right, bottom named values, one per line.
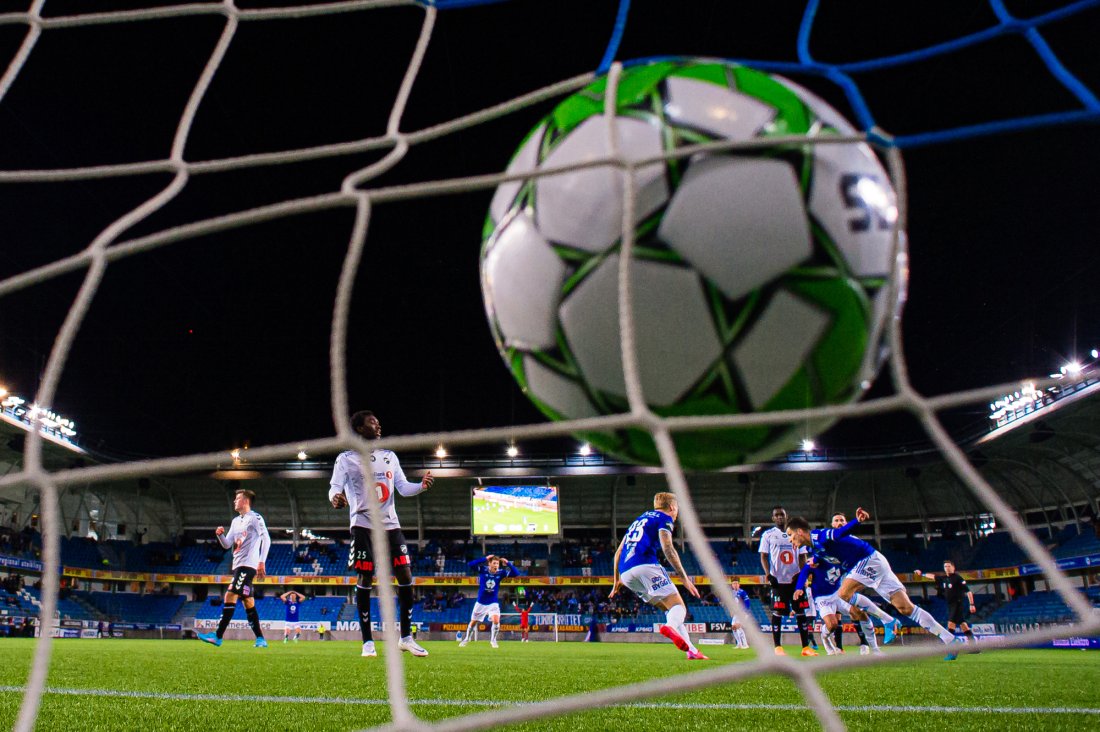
left=480, top=59, right=905, bottom=469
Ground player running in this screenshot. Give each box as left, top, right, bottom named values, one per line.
left=460, top=555, right=519, bottom=648
left=198, top=489, right=270, bottom=648
left=915, top=560, right=979, bottom=649
left=610, top=492, right=708, bottom=660
left=329, top=410, right=433, bottom=658
left=794, top=554, right=886, bottom=656
left=829, top=512, right=901, bottom=653
left=279, top=590, right=305, bottom=643
left=760, top=506, right=814, bottom=656
left=786, top=509, right=964, bottom=660
left=730, top=579, right=751, bottom=649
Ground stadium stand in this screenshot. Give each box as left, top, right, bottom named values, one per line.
left=19, top=587, right=96, bottom=621
left=988, top=588, right=1100, bottom=626
left=1054, top=527, right=1100, bottom=560
left=82, top=592, right=186, bottom=624
left=4, top=520, right=1099, bottom=629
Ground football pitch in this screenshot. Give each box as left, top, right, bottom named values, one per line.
left=0, top=640, right=1097, bottom=731
left=472, top=499, right=558, bottom=536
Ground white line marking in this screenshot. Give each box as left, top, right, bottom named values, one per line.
left=0, top=686, right=1096, bottom=715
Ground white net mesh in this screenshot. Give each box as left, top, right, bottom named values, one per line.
left=1, top=1, right=1098, bottom=731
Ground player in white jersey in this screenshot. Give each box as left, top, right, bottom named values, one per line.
left=759, top=506, right=814, bottom=656
left=198, top=489, right=271, bottom=648
left=330, top=410, right=433, bottom=658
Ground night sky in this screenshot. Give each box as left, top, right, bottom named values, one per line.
left=0, top=0, right=1097, bottom=460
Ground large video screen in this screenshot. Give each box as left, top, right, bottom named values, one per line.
left=472, top=484, right=560, bottom=536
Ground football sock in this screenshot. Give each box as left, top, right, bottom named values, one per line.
left=797, top=615, right=810, bottom=648
left=820, top=628, right=837, bottom=654
left=908, top=606, right=954, bottom=644
left=216, top=602, right=236, bottom=639
left=860, top=620, right=878, bottom=650
left=245, top=605, right=263, bottom=639
left=964, top=628, right=976, bottom=641
left=854, top=621, right=867, bottom=645
left=736, top=628, right=748, bottom=647
left=833, top=625, right=843, bottom=650
left=666, top=604, right=698, bottom=653
left=397, top=583, right=414, bottom=638
left=771, top=615, right=782, bottom=646
left=491, top=622, right=500, bottom=644
left=356, top=585, right=373, bottom=643
left=853, top=594, right=893, bottom=622
left=463, top=619, right=476, bottom=641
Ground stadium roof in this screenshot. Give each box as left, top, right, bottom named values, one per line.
left=7, top=375, right=1092, bottom=539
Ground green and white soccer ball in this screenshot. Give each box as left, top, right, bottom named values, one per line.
left=480, top=60, right=905, bottom=470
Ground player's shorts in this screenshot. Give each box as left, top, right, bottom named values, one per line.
left=846, top=551, right=905, bottom=599
left=229, top=566, right=256, bottom=597
left=470, top=602, right=501, bottom=622
left=771, top=581, right=811, bottom=615
left=947, top=600, right=968, bottom=625
left=814, top=591, right=853, bottom=618
left=349, top=527, right=411, bottom=578
left=620, top=564, right=678, bottom=603
left=284, top=621, right=300, bottom=630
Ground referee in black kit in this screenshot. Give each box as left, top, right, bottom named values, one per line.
left=916, top=560, right=978, bottom=648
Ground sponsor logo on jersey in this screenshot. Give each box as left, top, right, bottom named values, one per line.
left=650, top=574, right=671, bottom=591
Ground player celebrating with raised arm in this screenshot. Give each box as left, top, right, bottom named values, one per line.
left=760, top=506, right=815, bottom=656
left=329, top=410, right=433, bottom=658
left=198, top=489, right=271, bottom=648
left=610, top=492, right=708, bottom=660
left=786, top=509, right=964, bottom=660
left=460, top=555, right=519, bottom=649
left=279, top=590, right=305, bottom=643
left=915, top=560, right=978, bottom=647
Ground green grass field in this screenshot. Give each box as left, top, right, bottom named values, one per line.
left=472, top=498, right=558, bottom=536
left=0, top=639, right=1097, bottom=731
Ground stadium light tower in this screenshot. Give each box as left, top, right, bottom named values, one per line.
left=506, top=444, right=519, bottom=458
left=297, top=450, right=308, bottom=461
left=1065, top=361, right=1083, bottom=376
left=800, top=438, right=816, bottom=452
left=578, top=442, right=592, bottom=457
left=435, top=445, right=447, bottom=459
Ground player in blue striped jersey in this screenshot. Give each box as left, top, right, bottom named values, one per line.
left=610, top=492, right=707, bottom=660
left=787, top=509, right=964, bottom=660
left=460, top=555, right=518, bottom=649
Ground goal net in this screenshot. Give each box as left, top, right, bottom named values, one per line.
left=1, top=1, right=1099, bottom=731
